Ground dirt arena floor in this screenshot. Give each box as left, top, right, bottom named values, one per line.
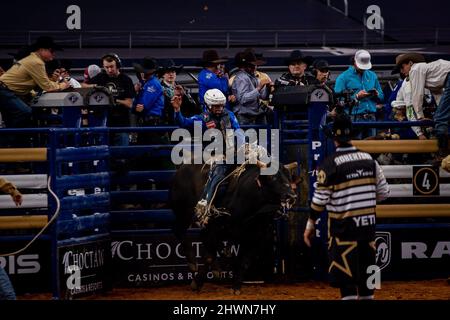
left=18, top=279, right=450, bottom=300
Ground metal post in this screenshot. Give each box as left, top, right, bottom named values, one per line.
left=322, top=32, right=326, bottom=47
left=178, top=33, right=181, bottom=49
left=79, top=33, right=82, bottom=49
left=274, top=32, right=278, bottom=48
left=226, top=32, right=230, bottom=49
left=435, top=28, right=439, bottom=46
left=129, top=32, right=132, bottom=49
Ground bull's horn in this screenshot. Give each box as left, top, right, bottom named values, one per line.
left=284, top=162, right=298, bottom=171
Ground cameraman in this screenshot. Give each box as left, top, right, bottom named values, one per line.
left=334, top=50, right=384, bottom=139
left=83, top=53, right=135, bottom=146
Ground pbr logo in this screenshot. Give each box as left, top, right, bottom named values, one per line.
left=94, top=93, right=104, bottom=103
left=68, top=94, right=79, bottom=104
left=375, top=232, right=391, bottom=270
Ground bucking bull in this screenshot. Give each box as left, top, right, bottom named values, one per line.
left=170, top=160, right=298, bottom=294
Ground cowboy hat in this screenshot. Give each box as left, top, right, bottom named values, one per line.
left=235, top=50, right=266, bottom=67
left=391, top=53, right=426, bottom=74
left=133, top=56, right=158, bottom=74
left=157, top=59, right=183, bottom=75
left=200, top=49, right=228, bottom=66
left=285, top=50, right=313, bottom=66
left=30, top=36, right=63, bottom=51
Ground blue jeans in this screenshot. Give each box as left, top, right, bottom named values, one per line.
left=0, top=267, right=16, bottom=300
left=202, top=163, right=228, bottom=203
left=0, top=86, right=32, bottom=128
left=434, top=73, right=450, bottom=136
left=237, top=113, right=267, bottom=125
left=350, top=113, right=377, bottom=139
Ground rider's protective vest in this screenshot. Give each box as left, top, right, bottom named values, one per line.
left=202, top=111, right=235, bottom=155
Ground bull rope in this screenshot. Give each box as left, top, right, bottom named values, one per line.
left=0, top=176, right=61, bottom=257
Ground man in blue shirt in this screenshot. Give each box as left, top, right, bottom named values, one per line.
left=334, top=50, right=384, bottom=138
left=198, top=50, right=231, bottom=111
left=132, top=57, right=165, bottom=144
left=172, top=89, right=245, bottom=226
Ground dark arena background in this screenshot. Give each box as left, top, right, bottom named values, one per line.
left=0, top=0, right=449, bottom=306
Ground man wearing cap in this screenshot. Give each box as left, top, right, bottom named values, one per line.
left=231, top=50, right=272, bottom=125
left=198, top=50, right=231, bottom=111
left=304, top=114, right=390, bottom=300
left=393, top=52, right=450, bottom=161
left=157, top=59, right=199, bottom=124
left=334, top=50, right=384, bottom=139
left=0, top=36, right=70, bottom=129
left=83, top=64, right=102, bottom=84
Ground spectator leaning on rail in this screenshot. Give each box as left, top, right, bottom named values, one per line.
left=304, top=114, right=390, bottom=300
left=0, top=177, right=23, bottom=300
left=334, top=50, right=384, bottom=139
left=0, top=36, right=70, bottom=129
left=392, top=52, right=450, bottom=162
left=231, top=50, right=272, bottom=125
left=198, top=50, right=233, bottom=111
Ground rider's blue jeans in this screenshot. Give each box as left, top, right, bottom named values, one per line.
left=202, top=163, right=228, bottom=203
left=0, top=266, right=16, bottom=300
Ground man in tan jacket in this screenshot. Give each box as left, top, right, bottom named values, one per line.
left=0, top=36, right=70, bottom=129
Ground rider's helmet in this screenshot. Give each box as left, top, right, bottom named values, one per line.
left=204, top=88, right=226, bottom=110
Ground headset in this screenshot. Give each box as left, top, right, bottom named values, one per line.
left=101, top=53, right=122, bottom=69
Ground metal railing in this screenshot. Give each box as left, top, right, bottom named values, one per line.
left=1, top=27, right=450, bottom=49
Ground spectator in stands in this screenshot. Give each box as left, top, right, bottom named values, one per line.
left=275, top=50, right=315, bottom=88
left=84, top=53, right=135, bottom=146
left=393, top=52, right=450, bottom=162
left=334, top=50, right=384, bottom=139
left=0, top=36, right=70, bottom=129
left=231, top=50, right=272, bottom=125
left=83, top=64, right=101, bottom=84
left=157, top=59, right=199, bottom=125
left=0, top=176, right=23, bottom=300
left=198, top=50, right=231, bottom=110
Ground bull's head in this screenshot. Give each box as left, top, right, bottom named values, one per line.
left=257, top=161, right=298, bottom=211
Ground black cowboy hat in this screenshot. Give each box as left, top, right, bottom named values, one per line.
left=285, top=50, right=313, bottom=66
left=391, top=52, right=426, bottom=75
left=200, top=49, right=228, bottom=66
left=235, top=50, right=266, bottom=67
left=157, top=59, right=183, bottom=75
left=30, top=36, right=63, bottom=51
left=133, top=56, right=158, bottom=74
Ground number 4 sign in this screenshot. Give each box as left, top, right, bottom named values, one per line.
left=413, top=165, right=440, bottom=196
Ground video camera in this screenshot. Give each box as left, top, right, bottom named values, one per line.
left=332, top=89, right=358, bottom=115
